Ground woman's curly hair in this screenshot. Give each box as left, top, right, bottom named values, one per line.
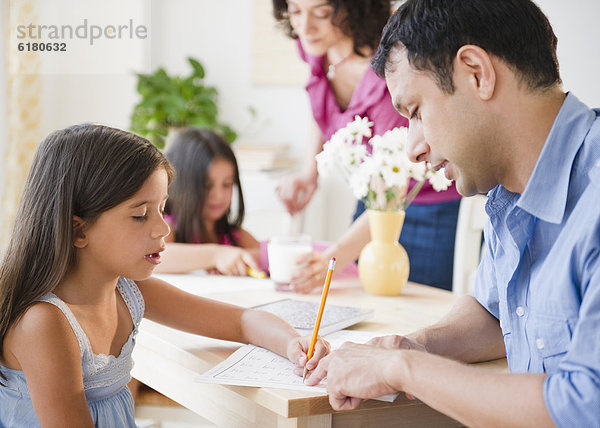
left=272, top=0, right=393, bottom=56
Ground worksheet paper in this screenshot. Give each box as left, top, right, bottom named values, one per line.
left=196, top=330, right=399, bottom=402
left=254, top=298, right=374, bottom=336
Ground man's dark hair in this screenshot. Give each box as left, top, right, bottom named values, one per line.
left=372, top=0, right=561, bottom=93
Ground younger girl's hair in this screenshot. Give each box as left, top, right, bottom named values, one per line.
left=0, top=124, right=173, bottom=362
left=165, top=127, right=245, bottom=246
left=272, top=0, right=393, bottom=56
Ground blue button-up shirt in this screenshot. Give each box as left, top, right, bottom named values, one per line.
left=473, top=93, right=600, bottom=427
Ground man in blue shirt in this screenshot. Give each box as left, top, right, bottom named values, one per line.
left=305, top=0, right=600, bottom=426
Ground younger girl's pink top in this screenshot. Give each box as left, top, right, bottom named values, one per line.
left=298, top=40, right=461, bottom=204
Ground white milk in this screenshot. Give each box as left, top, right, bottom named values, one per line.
left=268, top=238, right=312, bottom=284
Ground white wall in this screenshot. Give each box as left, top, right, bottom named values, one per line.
left=537, top=0, right=600, bottom=106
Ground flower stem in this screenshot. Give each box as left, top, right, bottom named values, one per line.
left=403, top=179, right=425, bottom=209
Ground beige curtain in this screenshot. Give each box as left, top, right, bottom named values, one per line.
left=0, top=0, right=43, bottom=250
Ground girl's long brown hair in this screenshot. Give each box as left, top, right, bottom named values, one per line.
left=0, top=124, right=173, bottom=370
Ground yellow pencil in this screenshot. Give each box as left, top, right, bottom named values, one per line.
left=247, top=266, right=267, bottom=279
left=303, top=257, right=336, bottom=381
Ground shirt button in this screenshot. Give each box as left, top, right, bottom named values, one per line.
left=536, top=338, right=545, bottom=350
left=516, top=306, right=525, bottom=317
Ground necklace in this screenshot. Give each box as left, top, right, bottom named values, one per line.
left=326, top=52, right=352, bottom=79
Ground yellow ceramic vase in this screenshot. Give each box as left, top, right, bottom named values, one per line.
left=358, top=209, right=409, bottom=296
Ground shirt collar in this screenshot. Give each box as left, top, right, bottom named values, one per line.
left=517, top=92, right=596, bottom=223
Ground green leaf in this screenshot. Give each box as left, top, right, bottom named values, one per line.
left=220, top=126, right=237, bottom=143
left=188, top=57, right=205, bottom=79
left=246, top=105, right=257, bottom=119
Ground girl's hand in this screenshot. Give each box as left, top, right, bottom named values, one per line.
left=286, top=335, right=331, bottom=377
left=289, top=251, right=328, bottom=294
left=214, top=246, right=260, bottom=276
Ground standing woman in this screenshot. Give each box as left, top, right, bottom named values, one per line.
left=272, top=0, right=462, bottom=291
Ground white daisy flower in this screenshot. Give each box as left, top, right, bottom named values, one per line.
left=315, top=116, right=451, bottom=211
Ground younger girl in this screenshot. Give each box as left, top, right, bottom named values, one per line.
left=0, top=124, right=328, bottom=427
left=155, top=127, right=261, bottom=276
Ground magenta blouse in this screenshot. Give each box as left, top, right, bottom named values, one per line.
left=298, top=40, right=460, bottom=204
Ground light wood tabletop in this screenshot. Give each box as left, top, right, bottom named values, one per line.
left=132, top=273, right=507, bottom=427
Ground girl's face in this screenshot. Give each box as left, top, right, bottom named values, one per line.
left=78, top=168, right=170, bottom=281
left=286, top=0, right=350, bottom=56
left=202, top=158, right=235, bottom=223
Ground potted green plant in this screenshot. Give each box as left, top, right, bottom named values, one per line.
left=130, top=57, right=236, bottom=149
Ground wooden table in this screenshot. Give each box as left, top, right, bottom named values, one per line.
left=132, top=274, right=507, bottom=427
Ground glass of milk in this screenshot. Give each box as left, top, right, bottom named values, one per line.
left=267, top=235, right=312, bottom=291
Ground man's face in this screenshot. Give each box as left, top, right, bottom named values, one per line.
left=385, top=47, right=498, bottom=196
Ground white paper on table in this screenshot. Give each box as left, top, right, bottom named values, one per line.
left=196, top=330, right=399, bottom=402
left=254, top=299, right=374, bottom=336
left=153, top=272, right=273, bottom=295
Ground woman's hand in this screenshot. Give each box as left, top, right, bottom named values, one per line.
left=286, top=335, right=331, bottom=378
left=289, top=251, right=329, bottom=294
left=275, top=171, right=318, bottom=215
left=213, top=246, right=260, bottom=276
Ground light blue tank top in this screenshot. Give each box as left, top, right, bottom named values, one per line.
left=0, top=277, right=144, bottom=427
